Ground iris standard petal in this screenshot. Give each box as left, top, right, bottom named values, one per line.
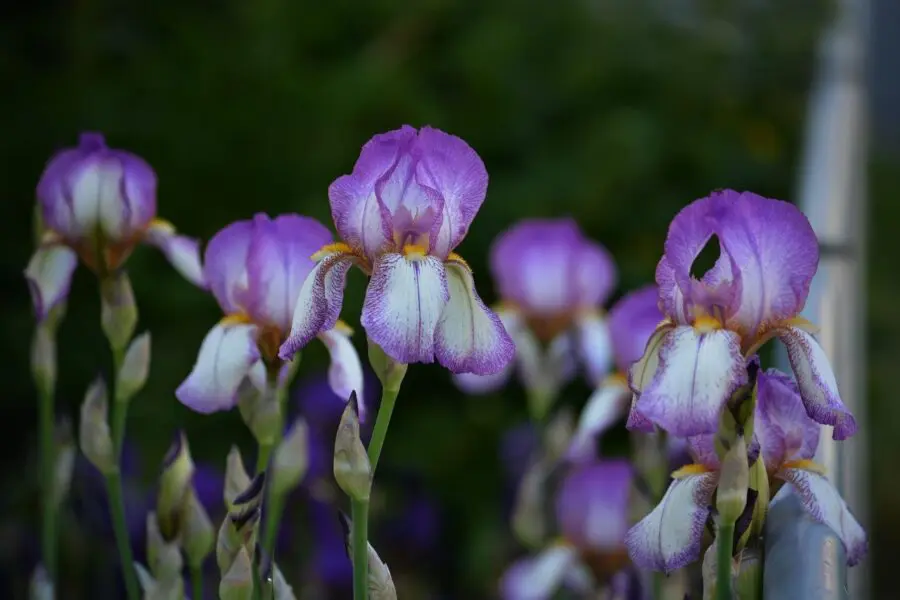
left=566, top=377, right=630, bottom=462
left=317, top=326, right=365, bottom=420
left=144, top=220, right=205, bottom=288
left=607, top=285, right=665, bottom=373
left=175, top=322, right=260, bottom=413
left=775, top=469, right=867, bottom=566
left=777, top=326, right=857, bottom=440
left=624, top=472, right=717, bottom=573
left=635, top=325, right=747, bottom=437
left=361, top=251, right=449, bottom=365
left=556, top=460, right=632, bottom=550
left=452, top=307, right=522, bottom=394
left=574, top=312, right=614, bottom=386
left=202, top=219, right=254, bottom=312
left=499, top=545, right=580, bottom=600
left=25, top=244, right=78, bottom=322
left=755, top=368, right=821, bottom=470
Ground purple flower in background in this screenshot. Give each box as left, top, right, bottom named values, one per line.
left=628, top=190, right=856, bottom=438
left=176, top=213, right=364, bottom=414
left=455, top=219, right=617, bottom=397
left=278, top=125, right=514, bottom=375
left=501, top=460, right=634, bottom=600
left=25, top=132, right=203, bottom=322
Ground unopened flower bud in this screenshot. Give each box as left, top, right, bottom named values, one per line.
left=157, top=431, right=195, bottom=539
left=272, top=564, right=297, bottom=600
left=100, top=271, right=138, bottom=354
left=217, top=476, right=264, bottom=573
left=78, top=377, right=115, bottom=474
left=334, top=392, right=371, bottom=502
left=233, top=472, right=266, bottom=512
left=30, top=325, right=57, bottom=396
left=52, top=420, right=76, bottom=509
left=337, top=513, right=396, bottom=600
left=701, top=545, right=717, bottom=600
left=219, top=546, right=254, bottom=600
left=367, top=338, right=407, bottom=393
left=225, top=446, right=252, bottom=511
left=238, top=383, right=282, bottom=446
left=146, top=512, right=183, bottom=582
left=512, top=459, right=550, bottom=548
left=734, top=548, right=762, bottom=600
left=133, top=562, right=156, bottom=594
left=717, top=434, right=749, bottom=524
left=272, top=418, right=309, bottom=496
left=182, top=489, right=215, bottom=569
left=747, top=455, right=770, bottom=539
left=116, top=332, right=151, bottom=403
left=544, top=407, right=575, bottom=462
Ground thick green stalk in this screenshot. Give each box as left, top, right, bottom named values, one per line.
left=191, top=566, right=203, bottom=600
left=37, top=381, right=57, bottom=584
left=366, top=387, right=399, bottom=472
left=104, top=471, right=139, bottom=600
left=261, top=491, right=285, bottom=568
left=716, top=521, right=735, bottom=600
left=351, top=499, right=369, bottom=600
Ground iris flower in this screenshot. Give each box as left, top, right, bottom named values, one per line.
left=278, top=125, right=514, bottom=374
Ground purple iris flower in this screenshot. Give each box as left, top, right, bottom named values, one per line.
left=278, top=125, right=514, bottom=375
left=501, top=460, right=634, bottom=600
left=25, top=132, right=203, bottom=322
left=628, top=190, right=857, bottom=438
left=625, top=369, right=866, bottom=573
left=455, top=219, right=618, bottom=397
left=176, top=213, right=364, bottom=414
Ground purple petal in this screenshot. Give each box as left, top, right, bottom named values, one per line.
left=435, top=258, right=515, bottom=375
left=144, top=220, right=205, bottom=288
left=625, top=472, right=717, bottom=573
left=608, top=285, right=665, bottom=373
left=556, top=460, right=633, bottom=550
left=202, top=220, right=253, bottom=313
left=566, top=377, right=630, bottom=462
left=360, top=252, right=449, bottom=365
left=755, top=368, right=821, bottom=471
left=499, top=545, right=580, bottom=600
left=317, top=326, right=365, bottom=419
left=451, top=307, right=522, bottom=394
left=573, top=312, right=613, bottom=386
left=778, top=326, right=857, bottom=440
left=24, top=244, right=78, bottom=322
left=685, top=434, right=720, bottom=470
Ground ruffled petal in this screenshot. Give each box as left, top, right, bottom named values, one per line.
left=566, top=377, right=630, bottom=462
left=317, top=326, right=365, bottom=421
left=625, top=473, right=717, bottom=573
left=435, top=257, right=514, bottom=375
left=777, top=326, right=857, bottom=440
left=499, top=545, right=580, bottom=600
left=608, top=285, right=665, bottom=373
left=202, top=219, right=253, bottom=313
left=175, top=323, right=259, bottom=413
left=361, top=252, right=449, bottom=365
left=556, top=460, right=633, bottom=550
left=144, top=220, right=205, bottom=288
left=452, top=307, right=522, bottom=394
left=776, top=468, right=867, bottom=566
left=755, top=368, right=821, bottom=470
left=635, top=325, right=747, bottom=436
left=24, top=244, right=78, bottom=322
left=574, top=312, right=613, bottom=386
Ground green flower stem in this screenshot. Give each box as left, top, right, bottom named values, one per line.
left=191, top=565, right=203, bottom=600
left=104, top=470, right=139, bottom=600
left=716, top=521, right=735, bottom=600
left=351, top=498, right=369, bottom=600
left=37, top=376, right=58, bottom=585
left=261, top=490, right=286, bottom=567
left=366, top=387, right=399, bottom=473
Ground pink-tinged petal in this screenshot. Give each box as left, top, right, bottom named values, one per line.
left=566, top=377, right=630, bottom=462
left=556, top=460, right=633, bottom=550
left=635, top=325, right=747, bottom=437
left=452, top=307, right=522, bottom=394
left=202, top=219, right=254, bottom=313
left=175, top=323, right=259, bottom=413
left=573, top=312, right=613, bottom=386
left=279, top=249, right=354, bottom=361
left=317, top=327, right=365, bottom=421
left=608, top=285, right=665, bottom=373
left=776, top=469, right=867, bottom=566
left=755, top=369, right=820, bottom=470
left=144, top=220, right=205, bottom=288
left=25, top=245, right=78, bottom=322
left=625, top=473, right=717, bottom=573
left=778, top=326, right=857, bottom=440
left=499, top=545, right=580, bottom=600
left=361, top=252, right=449, bottom=365
left=435, top=258, right=514, bottom=375
left=712, top=191, right=818, bottom=337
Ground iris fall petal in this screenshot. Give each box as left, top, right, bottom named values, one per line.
left=499, top=545, right=580, bottom=600
left=145, top=220, right=205, bottom=288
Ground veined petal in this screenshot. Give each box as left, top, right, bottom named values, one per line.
left=574, top=312, right=613, bottom=386
left=625, top=396, right=655, bottom=433
left=144, top=220, right=205, bottom=288
left=435, top=257, right=514, bottom=375
left=202, top=219, right=253, bottom=313
left=635, top=325, right=747, bottom=437
left=556, top=460, right=633, bottom=550
left=625, top=322, right=671, bottom=433
left=566, top=377, right=630, bottom=462
left=317, top=326, right=365, bottom=421
left=755, top=368, right=820, bottom=470
left=279, top=247, right=354, bottom=361
left=778, top=326, right=857, bottom=440
left=175, top=322, right=259, bottom=413
left=625, top=473, right=717, bottom=573
left=499, top=545, right=580, bottom=600
left=776, top=469, right=867, bottom=566
left=25, top=244, right=78, bottom=322
left=361, top=252, right=449, bottom=365
left=452, top=307, right=522, bottom=394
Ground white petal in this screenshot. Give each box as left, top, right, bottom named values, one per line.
left=574, top=312, right=613, bottom=386
left=318, top=327, right=365, bottom=420
left=520, top=331, right=577, bottom=399
left=24, top=245, right=78, bottom=322
left=499, top=545, right=580, bottom=600
left=71, top=161, right=127, bottom=239
left=144, top=220, right=205, bottom=287
left=452, top=307, right=521, bottom=394
left=175, top=323, right=259, bottom=413
left=566, top=377, right=630, bottom=462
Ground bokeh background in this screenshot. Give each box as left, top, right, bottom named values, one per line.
left=1, top=0, right=897, bottom=598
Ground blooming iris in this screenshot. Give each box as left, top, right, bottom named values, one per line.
left=628, top=190, right=856, bottom=438
left=278, top=125, right=514, bottom=374
left=455, top=218, right=618, bottom=396
left=176, top=213, right=363, bottom=414
left=625, top=369, right=866, bottom=573
left=25, top=133, right=204, bottom=321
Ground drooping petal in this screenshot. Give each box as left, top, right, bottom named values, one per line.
left=566, top=377, right=630, bottom=462
left=435, top=257, right=514, bottom=375
left=499, top=545, right=580, bottom=600
left=776, top=469, right=867, bottom=566
left=573, top=312, right=613, bottom=386
left=755, top=368, right=821, bottom=470
left=452, top=307, right=522, bottom=394
left=202, top=219, right=253, bottom=313
left=279, top=249, right=354, bottom=361
left=144, top=220, right=205, bottom=288
left=608, top=285, right=665, bottom=373
left=24, top=244, right=78, bottom=322
left=361, top=252, right=449, bottom=365
left=777, top=326, right=857, bottom=440
left=317, top=326, right=365, bottom=421
left=625, top=322, right=672, bottom=434
left=625, top=473, right=717, bottom=573
left=635, top=325, right=747, bottom=437
left=556, top=460, right=633, bottom=550
left=175, top=323, right=259, bottom=413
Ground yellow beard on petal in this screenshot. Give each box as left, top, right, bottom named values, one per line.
left=671, top=463, right=715, bottom=479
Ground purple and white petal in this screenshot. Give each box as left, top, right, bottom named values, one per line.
left=566, top=378, right=630, bottom=462
left=625, top=473, right=717, bottom=573
left=755, top=369, right=821, bottom=470
left=144, top=220, right=205, bottom=288
left=608, top=285, right=665, bottom=373
left=776, top=469, right=867, bottom=566
left=375, top=151, right=443, bottom=253
left=175, top=322, right=260, bottom=413
left=778, top=326, right=857, bottom=440
left=625, top=323, right=672, bottom=434
left=556, top=460, right=633, bottom=550
left=574, top=312, right=613, bottom=386
left=317, top=326, right=365, bottom=421
left=202, top=219, right=254, bottom=312
left=435, top=258, right=514, bottom=375
left=25, top=244, right=78, bottom=322
left=635, top=325, right=747, bottom=436
left=686, top=434, right=721, bottom=470
left=452, top=307, right=522, bottom=394
left=499, top=545, right=580, bottom=600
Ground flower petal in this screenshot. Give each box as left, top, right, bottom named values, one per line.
left=25, top=244, right=78, bottom=322
left=452, top=307, right=521, bottom=394
left=175, top=322, right=259, bottom=413
left=521, top=331, right=578, bottom=399
left=144, top=220, right=205, bottom=288
left=556, top=460, right=633, bottom=550
left=566, top=378, right=630, bottom=462
left=361, top=252, right=449, bottom=365
left=776, top=469, right=867, bottom=566
left=574, top=312, right=613, bottom=386
left=317, top=327, right=365, bottom=420
left=499, top=545, right=580, bottom=600
left=279, top=249, right=354, bottom=361
left=608, top=285, right=665, bottom=373
left=435, top=257, right=514, bottom=375
left=202, top=219, right=253, bottom=313
left=625, top=473, right=717, bottom=573
left=625, top=322, right=672, bottom=433
left=635, top=325, right=747, bottom=436
left=777, top=326, right=857, bottom=440
left=755, top=368, right=821, bottom=470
